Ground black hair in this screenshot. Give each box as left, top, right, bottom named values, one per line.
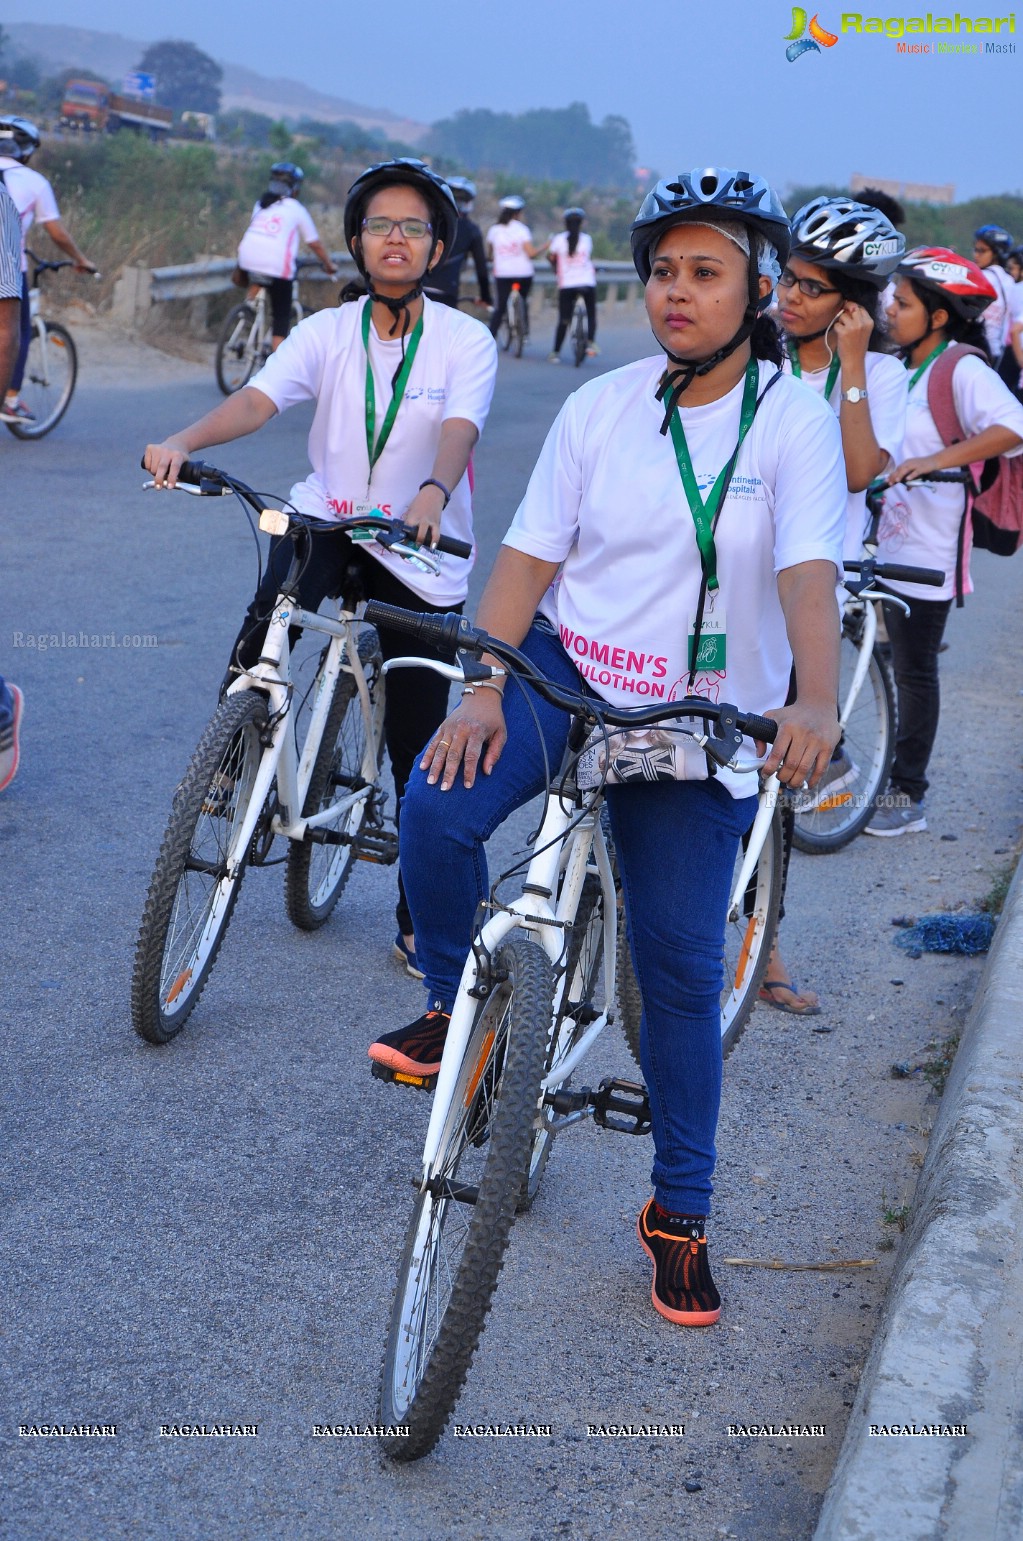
left=751, top=311, right=784, bottom=364
left=905, top=277, right=993, bottom=362
left=566, top=212, right=583, bottom=258
left=497, top=206, right=516, bottom=225
left=339, top=278, right=368, bottom=305
left=831, top=270, right=889, bottom=352
left=855, top=186, right=906, bottom=228
left=258, top=189, right=284, bottom=210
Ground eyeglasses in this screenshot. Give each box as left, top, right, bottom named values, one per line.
left=361, top=216, right=432, bottom=239
left=777, top=269, right=841, bottom=299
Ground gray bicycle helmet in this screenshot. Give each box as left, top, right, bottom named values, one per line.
left=498, top=195, right=525, bottom=212
left=631, top=168, right=790, bottom=430
left=789, top=196, right=905, bottom=288
left=447, top=175, right=477, bottom=204
left=564, top=207, right=586, bottom=221
left=630, top=167, right=790, bottom=283
left=0, top=114, right=41, bottom=163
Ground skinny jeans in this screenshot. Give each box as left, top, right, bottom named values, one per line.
left=880, top=588, right=952, bottom=803
left=399, top=623, right=756, bottom=1215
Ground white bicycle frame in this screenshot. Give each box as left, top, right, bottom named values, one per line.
left=838, top=585, right=908, bottom=731
left=382, top=654, right=779, bottom=1180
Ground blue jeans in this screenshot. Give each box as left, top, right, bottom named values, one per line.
left=399, top=624, right=757, bottom=1216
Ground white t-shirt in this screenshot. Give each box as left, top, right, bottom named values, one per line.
left=486, top=220, right=534, bottom=279
left=0, top=158, right=59, bottom=270
left=980, top=263, right=1015, bottom=357
left=249, top=297, right=498, bottom=604
left=549, top=230, right=596, bottom=289
left=237, top=197, right=318, bottom=281
left=877, top=351, right=1023, bottom=602
left=781, top=350, right=907, bottom=560
left=503, top=356, right=847, bottom=797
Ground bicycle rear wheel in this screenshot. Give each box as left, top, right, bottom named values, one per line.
left=792, top=616, right=895, bottom=854
left=520, top=874, right=604, bottom=1210
left=571, top=298, right=587, bottom=366
left=378, top=938, right=552, bottom=1461
left=284, top=630, right=383, bottom=930
left=7, top=322, right=77, bottom=439
left=618, top=803, right=782, bottom=1063
left=131, top=691, right=268, bottom=1044
left=215, top=303, right=261, bottom=394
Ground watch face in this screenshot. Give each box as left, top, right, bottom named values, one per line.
left=844, top=387, right=866, bottom=402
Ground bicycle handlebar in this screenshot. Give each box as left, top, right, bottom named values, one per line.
left=143, top=458, right=473, bottom=558
left=363, top=601, right=779, bottom=749
left=844, top=560, right=945, bottom=587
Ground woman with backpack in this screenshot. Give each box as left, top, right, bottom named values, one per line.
left=867, top=248, right=1023, bottom=836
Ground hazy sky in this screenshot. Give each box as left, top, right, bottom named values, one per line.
left=6, top=1, right=1021, bottom=200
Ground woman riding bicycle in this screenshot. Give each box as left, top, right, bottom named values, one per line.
left=371, top=166, right=848, bottom=1328
left=547, top=207, right=598, bottom=363
left=236, top=162, right=337, bottom=351
left=761, top=196, right=907, bottom=1014
left=867, top=247, right=1023, bottom=835
left=485, top=195, right=547, bottom=341
left=144, top=157, right=499, bottom=976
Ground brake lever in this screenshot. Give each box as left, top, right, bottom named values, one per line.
left=374, top=530, right=441, bottom=575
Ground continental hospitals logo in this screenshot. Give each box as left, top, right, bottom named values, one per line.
left=784, top=7, right=1016, bottom=56
left=784, top=9, right=840, bottom=59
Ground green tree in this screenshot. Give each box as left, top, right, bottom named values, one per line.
left=426, top=103, right=636, bottom=189
left=135, top=40, right=222, bottom=117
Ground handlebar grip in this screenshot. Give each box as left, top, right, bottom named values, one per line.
left=363, top=601, right=470, bottom=652
left=399, top=524, right=472, bottom=560
left=739, top=712, right=778, bottom=744
left=139, top=454, right=215, bottom=487
left=873, top=563, right=945, bottom=587
left=917, top=469, right=971, bottom=484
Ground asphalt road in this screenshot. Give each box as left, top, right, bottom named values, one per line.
left=2, top=313, right=1021, bottom=1541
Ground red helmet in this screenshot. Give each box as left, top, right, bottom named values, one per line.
left=895, top=247, right=996, bottom=320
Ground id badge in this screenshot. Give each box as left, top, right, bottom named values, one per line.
left=349, top=500, right=382, bottom=541
left=688, top=597, right=727, bottom=672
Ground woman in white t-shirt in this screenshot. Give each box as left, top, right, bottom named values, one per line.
left=373, top=167, right=847, bottom=1330
left=485, top=195, right=548, bottom=341
left=972, top=224, right=1016, bottom=366
left=145, top=159, right=498, bottom=971
left=546, top=207, right=598, bottom=362
left=236, top=162, right=337, bottom=350
left=869, top=248, right=1023, bottom=836
left=760, top=196, right=908, bottom=1013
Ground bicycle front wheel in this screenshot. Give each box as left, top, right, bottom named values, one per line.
left=520, top=874, right=604, bottom=1210
left=215, top=304, right=260, bottom=394
left=7, top=322, right=77, bottom=439
left=131, top=691, right=269, bottom=1044
left=618, top=803, right=783, bottom=1063
left=378, top=938, right=552, bottom=1461
left=792, top=622, right=895, bottom=854
left=284, top=630, right=383, bottom=930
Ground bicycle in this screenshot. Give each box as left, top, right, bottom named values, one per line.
left=214, top=258, right=321, bottom=395
left=129, top=461, right=471, bottom=1046
left=498, top=281, right=527, bottom=358
left=4, top=252, right=86, bottom=440
left=360, top=600, right=783, bottom=1460
left=791, top=473, right=960, bottom=854
left=569, top=293, right=588, bottom=367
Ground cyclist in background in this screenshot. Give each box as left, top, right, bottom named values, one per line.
left=761, top=196, right=907, bottom=1014
left=547, top=206, right=598, bottom=363
left=424, top=176, right=492, bottom=312
left=869, top=248, right=1023, bottom=835
left=972, top=224, right=1016, bottom=368
left=485, top=195, right=548, bottom=340
left=144, top=159, right=498, bottom=979
left=374, top=166, right=847, bottom=1330
left=0, top=115, right=97, bottom=425
left=236, top=162, right=337, bottom=352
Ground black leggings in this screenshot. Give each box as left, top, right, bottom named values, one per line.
left=490, top=275, right=533, bottom=336
left=262, top=276, right=294, bottom=338
left=553, top=286, right=597, bottom=353
left=227, top=530, right=462, bottom=936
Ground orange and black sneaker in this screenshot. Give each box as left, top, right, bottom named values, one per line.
left=637, top=1198, right=721, bottom=1326
left=368, top=1005, right=451, bottom=1080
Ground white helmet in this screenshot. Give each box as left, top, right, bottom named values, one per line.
left=499, top=195, right=525, bottom=212
left=789, top=197, right=905, bottom=288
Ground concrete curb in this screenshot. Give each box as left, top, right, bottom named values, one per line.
left=814, top=859, right=1023, bottom=1540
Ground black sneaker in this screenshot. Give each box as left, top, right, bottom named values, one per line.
left=637, top=1198, right=721, bottom=1325
left=368, top=1004, right=450, bottom=1079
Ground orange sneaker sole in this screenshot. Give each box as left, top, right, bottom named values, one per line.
left=636, top=1215, right=722, bottom=1327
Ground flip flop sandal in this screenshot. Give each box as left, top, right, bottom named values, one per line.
left=757, top=978, right=822, bottom=1017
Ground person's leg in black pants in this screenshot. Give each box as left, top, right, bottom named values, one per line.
left=881, top=592, right=952, bottom=804
left=552, top=287, right=577, bottom=355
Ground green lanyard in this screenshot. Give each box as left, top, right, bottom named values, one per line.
left=362, top=302, right=424, bottom=479
left=907, top=338, right=949, bottom=392
left=668, top=357, right=760, bottom=593
left=787, top=341, right=841, bottom=403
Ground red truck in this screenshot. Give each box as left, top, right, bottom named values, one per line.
left=60, top=80, right=174, bottom=138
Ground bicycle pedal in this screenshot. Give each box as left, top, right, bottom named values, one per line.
left=354, top=829, right=399, bottom=865
left=370, top=1061, right=438, bottom=1092
left=592, top=1077, right=651, bottom=1137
